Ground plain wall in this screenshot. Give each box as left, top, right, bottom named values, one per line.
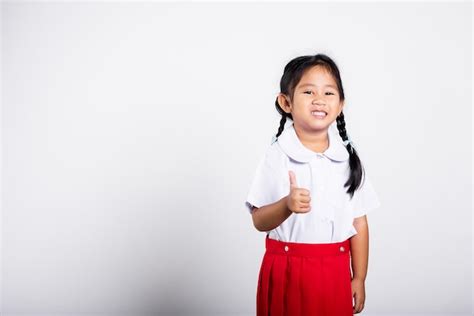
left=1, top=2, right=472, bottom=315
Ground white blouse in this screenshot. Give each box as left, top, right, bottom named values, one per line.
left=244, top=122, right=381, bottom=243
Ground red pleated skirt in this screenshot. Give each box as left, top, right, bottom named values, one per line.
left=256, top=234, right=353, bottom=316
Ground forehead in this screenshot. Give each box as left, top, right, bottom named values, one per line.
left=297, top=66, right=337, bottom=88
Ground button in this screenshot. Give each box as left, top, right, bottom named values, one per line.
left=284, top=245, right=289, bottom=252
left=339, top=246, right=345, bottom=252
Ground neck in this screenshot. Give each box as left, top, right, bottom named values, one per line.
left=294, top=125, right=329, bottom=154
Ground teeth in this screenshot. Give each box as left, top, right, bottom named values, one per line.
left=311, top=111, right=327, bottom=116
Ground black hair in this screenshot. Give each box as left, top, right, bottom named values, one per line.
left=274, top=53, right=365, bottom=199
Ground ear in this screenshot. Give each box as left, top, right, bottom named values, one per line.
left=338, top=100, right=345, bottom=116
left=277, top=93, right=292, bottom=114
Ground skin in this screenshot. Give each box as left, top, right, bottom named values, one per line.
left=276, top=65, right=370, bottom=314
left=351, top=216, right=369, bottom=314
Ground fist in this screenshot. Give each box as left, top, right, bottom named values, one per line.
left=287, top=170, right=311, bottom=213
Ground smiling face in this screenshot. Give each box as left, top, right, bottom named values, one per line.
left=278, top=65, right=344, bottom=134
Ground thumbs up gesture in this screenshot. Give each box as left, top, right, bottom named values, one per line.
left=287, top=170, right=311, bottom=213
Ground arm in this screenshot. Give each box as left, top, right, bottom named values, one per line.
left=350, top=215, right=369, bottom=313
left=351, top=215, right=369, bottom=280
left=251, top=196, right=293, bottom=232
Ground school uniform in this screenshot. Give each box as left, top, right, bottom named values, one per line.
left=245, top=121, right=381, bottom=316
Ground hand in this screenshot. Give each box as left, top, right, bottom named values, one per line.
left=286, top=170, right=311, bottom=213
left=351, top=277, right=366, bottom=314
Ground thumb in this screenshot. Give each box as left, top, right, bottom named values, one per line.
left=288, top=170, right=298, bottom=189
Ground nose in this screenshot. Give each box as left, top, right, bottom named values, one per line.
left=312, top=98, right=325, bottom=105
left=311, top=91, right=326, bottom=103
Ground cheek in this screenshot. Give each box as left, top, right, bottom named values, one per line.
left=291, top=103, right=307, bottom=114
left=331, top=104, right=343, bottom=114
left=294, top=94, right=310, bottom=103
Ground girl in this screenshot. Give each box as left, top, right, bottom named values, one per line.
left=244, top=53, right=381, bottom=315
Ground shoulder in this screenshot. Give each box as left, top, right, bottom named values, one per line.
left=263, top=141, right=288, bottom=169
left=351, top=168, right=381, bottom=217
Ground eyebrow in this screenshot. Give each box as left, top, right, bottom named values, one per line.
left=298, top=83, right=338, bottom=89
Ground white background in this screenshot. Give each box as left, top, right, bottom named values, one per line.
left=1, top=2, right=472, bottom=315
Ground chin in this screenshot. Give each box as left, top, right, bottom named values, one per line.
left=306, top=123, right=330, bottom=132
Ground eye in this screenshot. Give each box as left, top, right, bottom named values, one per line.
left=304, top=90, right=335, bottom=95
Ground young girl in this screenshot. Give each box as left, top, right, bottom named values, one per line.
left=245, top=53, right=381, bottom=315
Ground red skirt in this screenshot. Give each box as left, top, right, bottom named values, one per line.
left=256, top=234, right=353, bottom=316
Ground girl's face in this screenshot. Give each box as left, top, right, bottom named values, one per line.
left=279, top=65, right=344, bottom=133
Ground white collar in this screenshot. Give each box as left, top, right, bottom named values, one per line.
left=276, top=122, right=349, bottom=163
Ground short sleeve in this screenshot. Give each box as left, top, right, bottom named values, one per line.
left=244, top=147, right=282, bottom=214
left=351, top=172, right=381, bottom=218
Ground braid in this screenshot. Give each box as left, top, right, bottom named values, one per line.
left=276, top=115, right=286, bottom=138
left=336, top=111, right=365, bottom=198
left=336, top=111, right=351, bottom=150
left=274, top=98, right=292, bottom=139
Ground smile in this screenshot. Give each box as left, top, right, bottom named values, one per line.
left=311, top=111, right=327, bottom=118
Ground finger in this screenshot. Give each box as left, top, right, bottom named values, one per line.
left=298, top=195, right=311, bottom=203
left=352, top=292, right=358, bottom=313
left=297, top=205, right=311, bottom=212
left=354, top=292, right=359, bottom=312
left=357, top=297, right=365, bottom=313
left=353, top=292, right=362, bottom=313
left=297, top=188, right=311, bottom=196
left=297, top=201, right=311, bottom=209
left=293, top=200, right=310, bottom=210
left=288, top=170, right=298, bottom=189
left=298, top=200, right=311, bottom=207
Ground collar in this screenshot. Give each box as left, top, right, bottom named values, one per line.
left=276, top=122, right=349, bottom=163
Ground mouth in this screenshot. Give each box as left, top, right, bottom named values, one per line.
left=311, top=110, right=327, bottom=119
